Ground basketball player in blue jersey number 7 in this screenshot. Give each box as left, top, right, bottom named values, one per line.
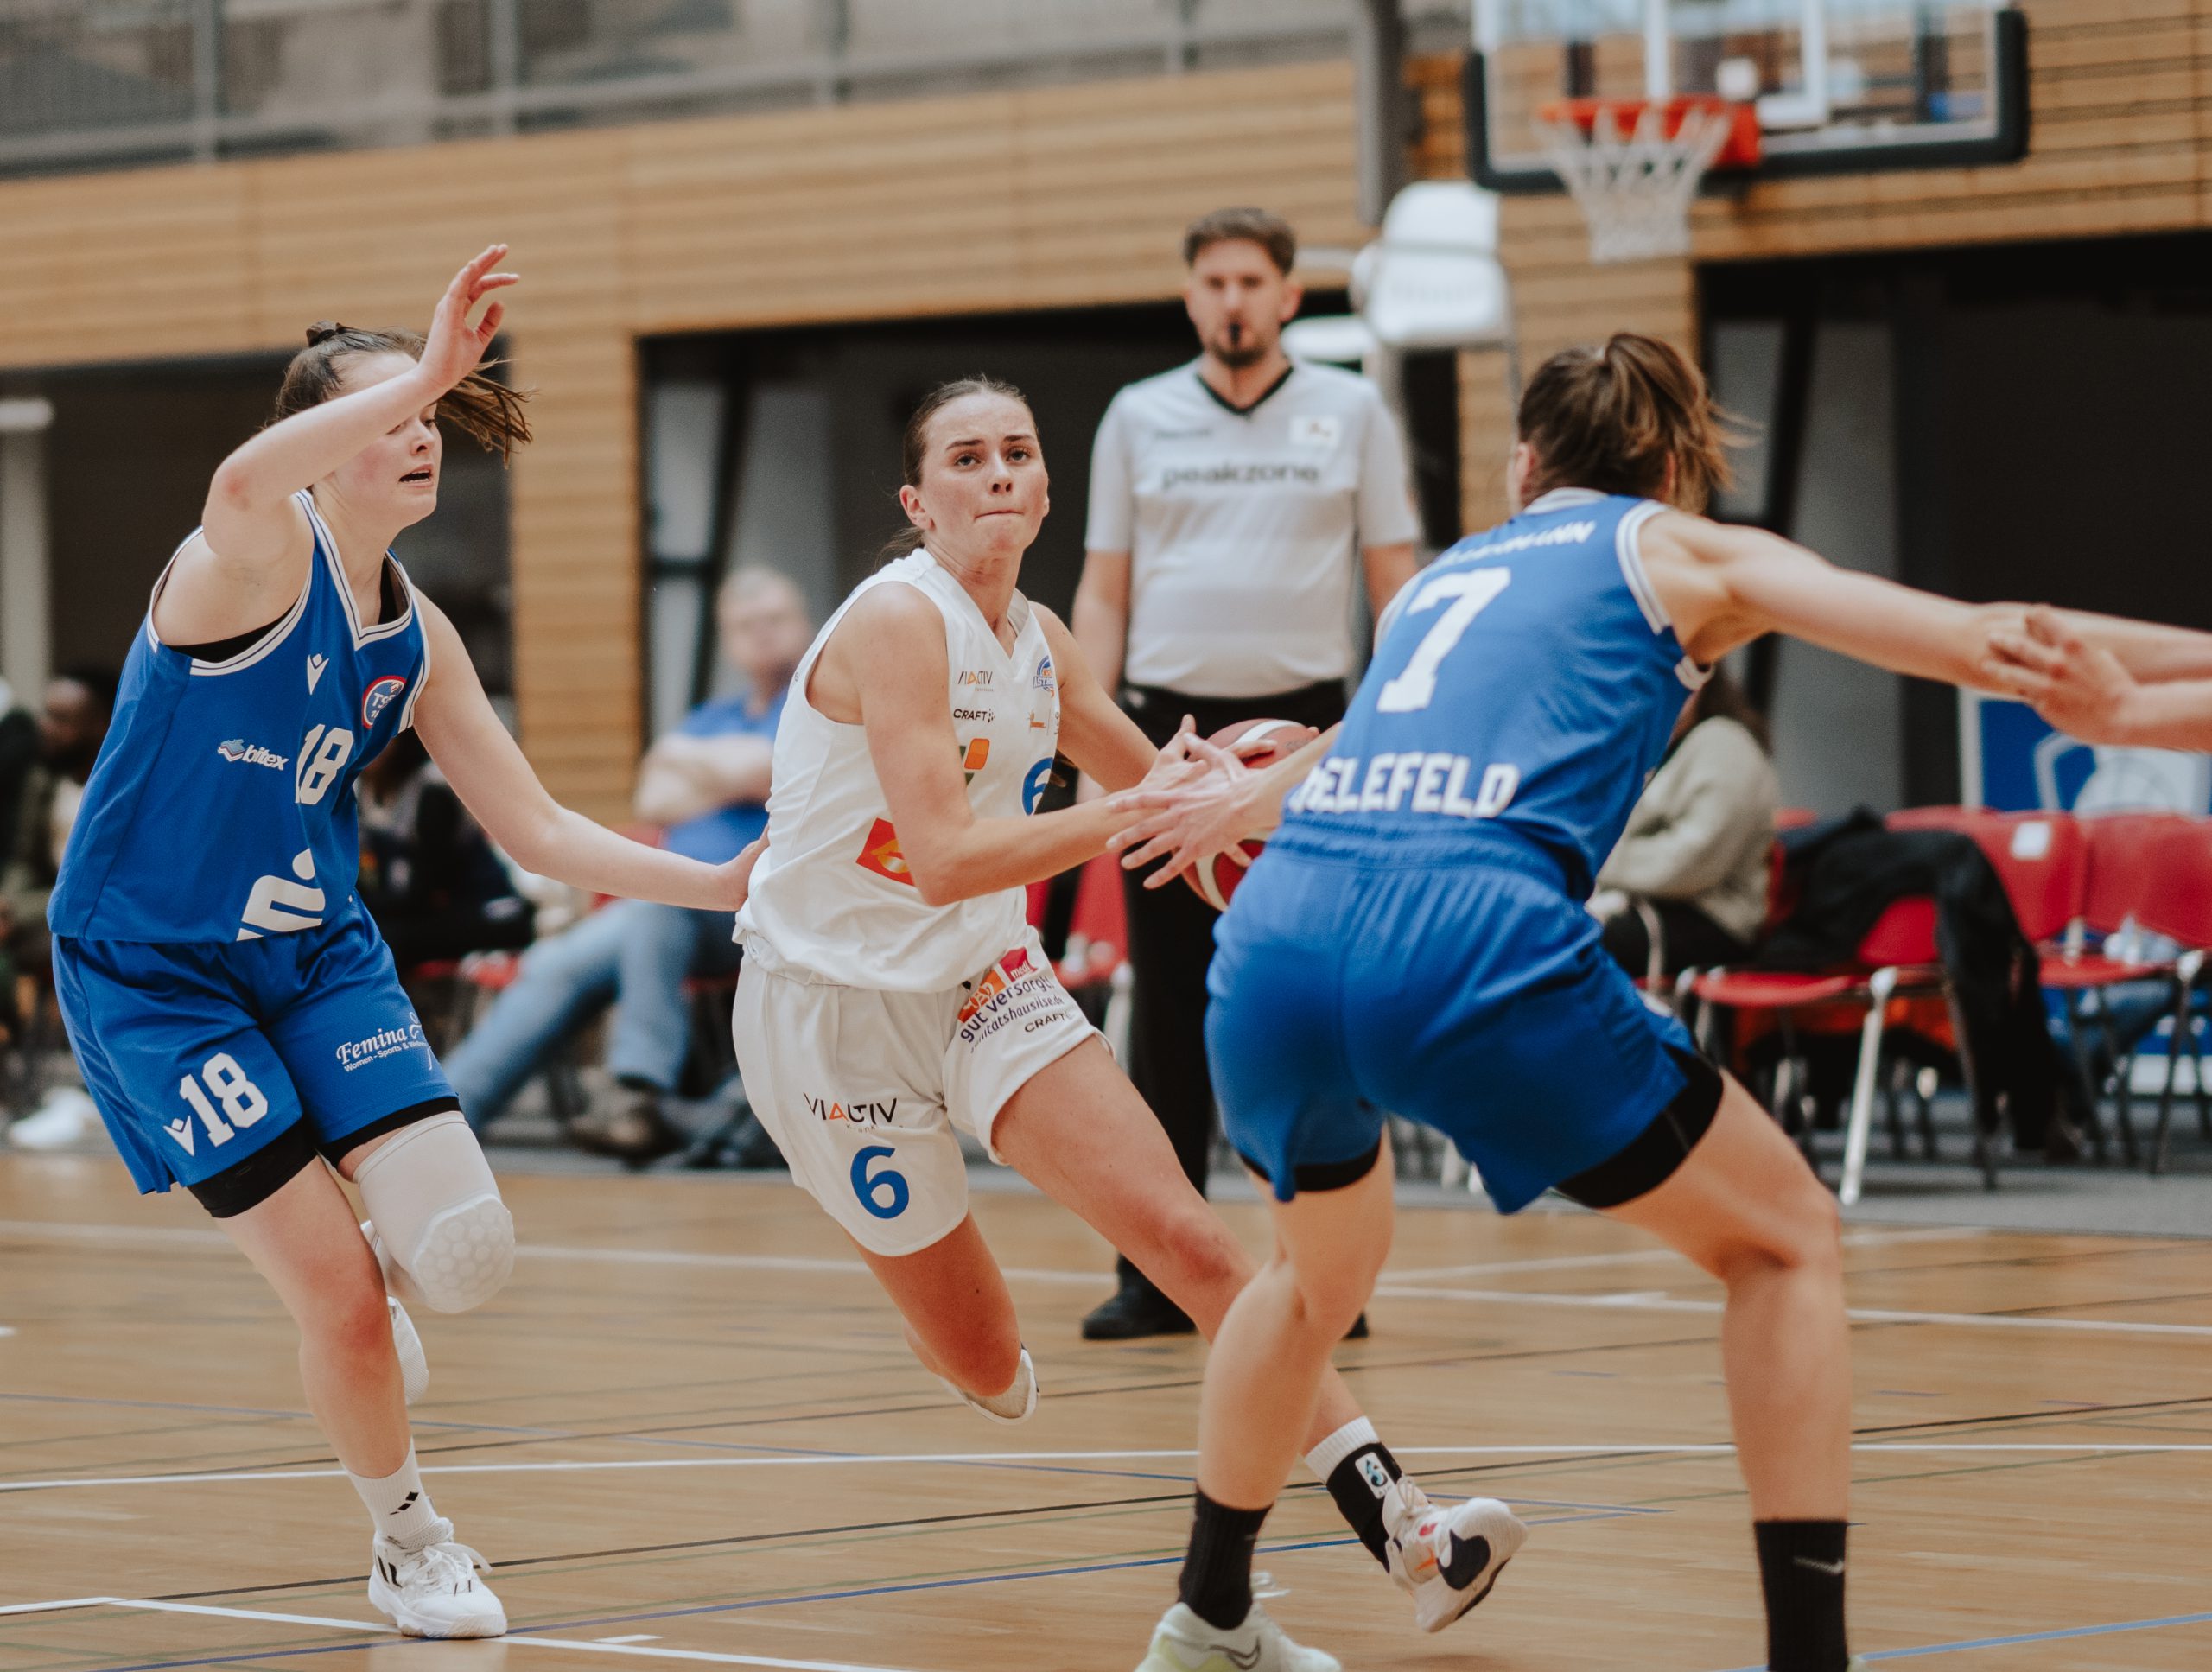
left=48, top=246, right=754, bottom=1639
left=1110, top=335, right=2072, bottom=1672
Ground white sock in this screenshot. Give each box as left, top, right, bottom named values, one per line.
left=348, top=1445, right=442, bottom=1548
left=1305, top=1415, right=1381, bottom=1480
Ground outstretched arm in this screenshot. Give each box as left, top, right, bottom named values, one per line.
left=1991, top=606, right=2212, bottom=751
left=411, top=599, right=750, bottom=912
left=1642, top=513, right=2024, bottom=691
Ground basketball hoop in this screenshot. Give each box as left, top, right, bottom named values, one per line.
left=1535, top=96, right=1761, bottom=264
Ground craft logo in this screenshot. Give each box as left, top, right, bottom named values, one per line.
left=361, top=675, right=408, bottom=728
left=803, top=1093, right=899, bottom=1128
left=216, top=738, right=289, bottom=770
left=334, top=1015, right=427, bottom=1072
left=855, top=817, right=916, bottom=886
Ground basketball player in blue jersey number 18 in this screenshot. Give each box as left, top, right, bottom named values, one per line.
left=1110, top=335, right=2082, bottom=1672
left=48, top=247, right=754, bottom=1639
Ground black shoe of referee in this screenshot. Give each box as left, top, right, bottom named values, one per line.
left=1082, top=1272, right=1196, bottom=1340
left=1082, top=1273, right=1370, bottom=1341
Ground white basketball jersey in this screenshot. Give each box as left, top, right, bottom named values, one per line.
left=735, top=548, right=1062, bottom=991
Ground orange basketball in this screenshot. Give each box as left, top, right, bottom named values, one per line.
left=1181, top=718, right=1319, bottom=912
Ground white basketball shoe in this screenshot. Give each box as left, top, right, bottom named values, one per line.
left=940, top=1345, right=1038, bottom=1424
left=1134, top=1601, right=1338, bottom=1672
left=387, top=1297, right=428, bottom=1406
left=368, top=1518, right=507, bottom=1638
left=1381, top=1481, right=1528, bottom=1632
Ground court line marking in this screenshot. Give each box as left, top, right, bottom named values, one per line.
left=1388, top=1224, right=1992, bottom=1281
left=1, top=1595, right=934, bottom=1672
left=5, top=1440, right=2209, bottom=1494
left=1712, top=1606, right=2212, bottom=1668
left=1373, top=1281, right=2212, bottom=1336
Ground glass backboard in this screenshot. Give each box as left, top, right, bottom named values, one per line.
left=1466, top=0, right=2028, bottom=190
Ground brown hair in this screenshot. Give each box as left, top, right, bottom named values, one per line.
left=274, top=322, right=533, bottom=461
left=1182, top=207, right=1297, bottom=275
left=881, top=375, right=1033, bottom=559
left=1516, top=333, right=1732, bottom=512
left=1683, top=664, right=1770, bottom=753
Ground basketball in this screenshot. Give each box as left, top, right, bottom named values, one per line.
left=1180, top=717, right=1319, bottom=911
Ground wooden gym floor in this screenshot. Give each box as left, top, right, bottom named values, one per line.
left=2, top=1151, right=2209, bottom=1672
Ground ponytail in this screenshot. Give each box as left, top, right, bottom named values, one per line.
left=275, top=321, right=533, bottom=461
left=1516, top=333, right=1734, bottom=512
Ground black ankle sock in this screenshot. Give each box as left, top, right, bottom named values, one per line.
left=1752, top=1519, right=1850, bottom=1672
left=1323, top=1442, right=1403, bottom=1567
left=1178, top=1489, right=1270, bottom=1631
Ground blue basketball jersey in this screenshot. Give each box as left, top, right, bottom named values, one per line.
left=1274, top=488, right=1706, bottom=897
left=51, top=491, right=430, bottom=944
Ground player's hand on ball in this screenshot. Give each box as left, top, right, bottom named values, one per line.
left=1109, top=732, right=1254, bottom=887
left=419, top=244, right=519, bottom=394
left=712, top=834, right=770, bottom=912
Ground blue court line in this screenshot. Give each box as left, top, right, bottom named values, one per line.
left=1711, top=1608, right=2212, bottom=1669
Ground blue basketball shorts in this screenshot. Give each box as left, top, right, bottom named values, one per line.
left=52, top=909, right=455, bottom=1209
left=1206, top=831, right=1705, bottom=1215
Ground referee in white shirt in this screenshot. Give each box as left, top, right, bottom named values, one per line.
left=1072, top=206, right=1421, bottom=1339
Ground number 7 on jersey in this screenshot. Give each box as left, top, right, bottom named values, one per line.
left=1377, top=569, right=1512, bottom=714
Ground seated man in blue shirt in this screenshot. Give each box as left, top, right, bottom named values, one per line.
left=445, top=567, right=811, bottom=1161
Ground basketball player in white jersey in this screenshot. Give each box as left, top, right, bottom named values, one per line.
left=731, top=378, right=1525, bottom=1643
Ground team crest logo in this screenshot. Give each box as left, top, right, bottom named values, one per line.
left=1033, top=655, right=1054, bottom=693
left=855, top=817, right=916, bottom=887
left=361, top=675, right=408, bottom=728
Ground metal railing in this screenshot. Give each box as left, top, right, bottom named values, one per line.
left=0, top=1, right=1473, bottom=178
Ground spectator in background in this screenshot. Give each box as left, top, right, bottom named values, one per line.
left=358, top=727, right=533, bottom=970
left=442, top=567, right=811, bottom=1162
left=1070, top=206, right=1421, bottom=1339
left=1590, top=669, right=1781, bottom=981
left=3, top=667, right=118, bottom=1149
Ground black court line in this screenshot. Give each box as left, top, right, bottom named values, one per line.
left=1853, top=1393, right=2212, bottom=1436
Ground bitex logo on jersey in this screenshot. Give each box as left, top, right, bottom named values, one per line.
left=803, top=1093, right=899, bottom=1128
left=216, top=738, right=289, bottom=770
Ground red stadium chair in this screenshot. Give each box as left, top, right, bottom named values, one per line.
left=2131, top=817, right=2212, bottom=1173
left=1688, top=891, right=1978, bottom=1205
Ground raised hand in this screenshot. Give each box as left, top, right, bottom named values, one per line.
left=418, top=245, right=519, bottom=395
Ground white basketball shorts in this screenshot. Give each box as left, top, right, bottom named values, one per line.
left=732, top=931, right=1102, bottom=1256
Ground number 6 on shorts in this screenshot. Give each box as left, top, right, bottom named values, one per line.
left=850, top=1144, right=910, bottom=1220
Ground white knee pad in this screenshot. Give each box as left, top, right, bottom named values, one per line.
left=355, top=1112, right=514, bottom=1313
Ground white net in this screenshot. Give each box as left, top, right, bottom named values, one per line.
left=1538, top=101, right=1737, bottom=264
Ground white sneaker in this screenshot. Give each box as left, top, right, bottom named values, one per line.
left=1382, top=1481, right=1528, bottom=1632
left=940, top=1345, right=1038, bottom=1424
left=368, top=1519, right=506, bottom=1638
left=388, top=1297, right=428, bottom=1406
left=7, top=1087, right=100, bottom=1150
left=1135, top=1601, right=1338, bottom=1672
